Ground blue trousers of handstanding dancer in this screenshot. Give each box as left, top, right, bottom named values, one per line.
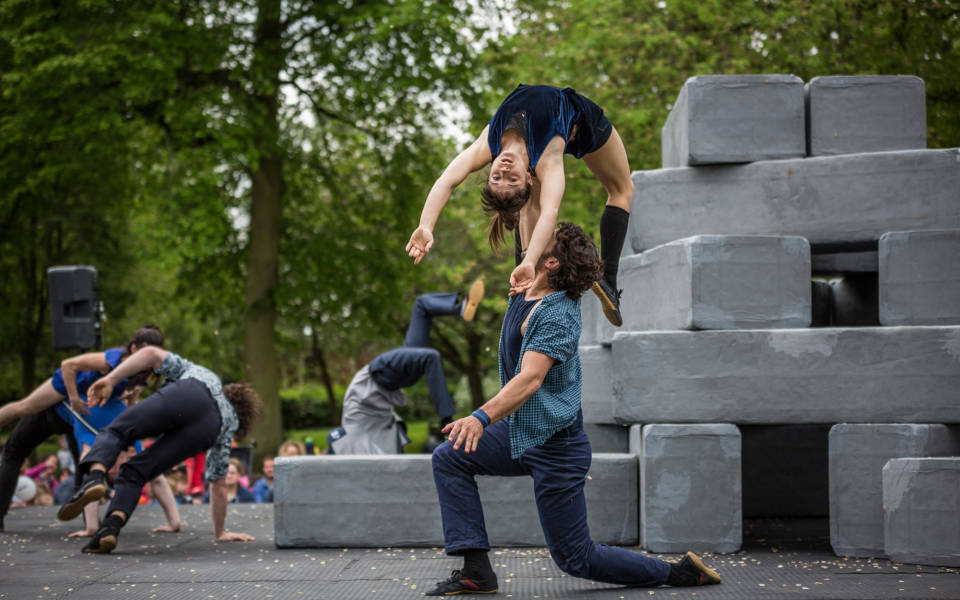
left=432, top=414, right=672, bottom=586
left=369, top=293, right=460, bottom=420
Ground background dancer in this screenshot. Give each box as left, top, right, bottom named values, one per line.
left=58, top=347, right=261, bottom=553
left=0, top=325, right=163, bottom=532
left=328, top=280, right=484, bottom=455
left=407, top=84, right=632, bottom=326
left=427, top=223, right=721, bottom=595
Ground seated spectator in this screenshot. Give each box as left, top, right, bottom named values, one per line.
left=252, top=457, right=274, bottom=503
left=31, top=481, right=54, bottom=506
left=57, top=435, right=75, bottom=475
left=278, top=440, right=305, bottom=457
left=26, top=455, right=59, bottom=494
left=53, top=469, right=75, bottom=505
left=202, top=458, right=254, bottom=504
left=164, top=466, right=193, bottom=504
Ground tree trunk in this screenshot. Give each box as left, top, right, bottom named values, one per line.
left=311, top=330, right=340, bottom=426
left=245, top=0, right=285, bottom=466
left=466, top=330, right=485, bottom=409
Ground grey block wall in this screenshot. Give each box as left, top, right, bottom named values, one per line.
left=662, top=74, right=805, bottom=167
left=742, top=425, right=830, bottom=518
left=612, top=327, right=960, bottom=424
left=583, top=423, right=629, bottom=452
left=580, top=344, right=615, bottom=424
left=879, top=230, right=960, bottom=326
left=619, top=235, right=811, bottom=331
left=274, top=454, right=638, bottom=547
left=579, top=290, right=616, bottom=346
left=628, top=148, right=960, bottom=253
left=884, top=458, right=960, bottom=567
left=806, top=76, right=926, bottom=156
left=636, top=424, right=742, bottom=553
left=829, top=424, right=959, bottom=558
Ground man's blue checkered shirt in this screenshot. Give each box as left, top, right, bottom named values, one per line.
left=499, top=290, right=582, bottom=459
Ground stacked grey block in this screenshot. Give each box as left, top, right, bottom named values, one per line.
left=661, top=75, right=805, bottom=167
left=629, top=148, right=960, bottom=253
left=612, top=327, right=960, bottom=424
left=879, top=230, right=960, bottom=325
left=828, top=424, right=959, bottom=558
left=806, top=76, right=926, bottom=156
left=883, top=458, right=960, bottom=567
left=630, top=424, right=741, bottom=553
left=274, top=454, right=638, bottom=548
left=618, top=235, right=811, bottom=330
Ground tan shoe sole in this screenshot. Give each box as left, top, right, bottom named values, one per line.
left=686, top=551, right=722, bottom=584
left=462, top=278, right=485, bottom=322
left=83, top=534, right=117, bottom=554
left=56, top=482, right=106, bottom=521
left=591, top=281, right=623, bottom=326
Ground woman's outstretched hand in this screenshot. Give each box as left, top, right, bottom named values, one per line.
left=405, top=226, right=434, bottom=264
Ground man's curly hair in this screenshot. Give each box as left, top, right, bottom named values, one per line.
left=545, top=222, right=604, bottom=300
left=223, top=382, right=262, bottom=440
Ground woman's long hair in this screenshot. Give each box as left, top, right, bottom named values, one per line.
left=480, top=182, right=532, bottom=248
left=224, top=382, right=262, bottom=440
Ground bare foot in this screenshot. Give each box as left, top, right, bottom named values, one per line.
left=151, top=523, right=181, bottom=533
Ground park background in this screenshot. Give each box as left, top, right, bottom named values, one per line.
left=1, top=0, right=958, bottom=465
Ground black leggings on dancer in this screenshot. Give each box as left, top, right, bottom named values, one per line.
left=80, top=378, right=220, bottom=519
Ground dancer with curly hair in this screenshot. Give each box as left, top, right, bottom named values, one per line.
left=58, top=347, right=261, bottom=553
left=425, top=223, right=721, bottom=595
left=406, top=84, right=632, bottom=326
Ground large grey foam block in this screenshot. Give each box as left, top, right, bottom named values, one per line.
left=742, top=425, right=830, bottom=518
left=662, top=74, right=805, bottom=167
left=629, top=149, right=960, bottom=253
left=884, top=458, right=960, bottom=566
left=620, top=235, right=810, bottom=330
left=579, top=290, right=616, bottom=346
left=829, top=424, right=959, bottom=558
left=636, top=424, right=741, bottom=553
left=580, top=344, right=615, bottom=424
left=806, top=76, right=926, bottom=156
left=880, top=230, right=960, bottom=326
left=612, top=327, right=960, bottom=424
left=583, top=423, right=629, bottom=452
left=274, top=454, right=638, bottom=547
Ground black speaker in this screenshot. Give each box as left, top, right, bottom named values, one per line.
left=48, top=265, right=101, bottom=350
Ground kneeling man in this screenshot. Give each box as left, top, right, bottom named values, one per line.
left=428, top=222, right=721, bottom=595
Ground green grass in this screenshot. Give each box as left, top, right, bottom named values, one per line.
left=286, top=420, right=434, bottom=455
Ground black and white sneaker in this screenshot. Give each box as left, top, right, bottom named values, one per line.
left=57, top=470, right=106, bottom=521
left=424, top=569, right=498, bottom=596
left=666, top=551, right=722, bottom=586
left=591, top=279, right=623, bottom=327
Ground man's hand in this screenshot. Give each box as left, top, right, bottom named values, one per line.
left=509, top=262, right=535, bottom=296
left=86, top=376, right=116, bottom=408
left=216, top=531, right=255, bottom=542
left=442, top=416, right=485, bottom=453
left=405, top=226, right=434, bottom=264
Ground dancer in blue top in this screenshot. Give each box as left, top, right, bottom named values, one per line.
left=426, top=223, right=721, bottom=596
left=0, top=325, right=167, bottom=533
left=407, top=84, right=632, bottom=326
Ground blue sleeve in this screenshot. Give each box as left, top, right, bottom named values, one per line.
left=103, top=348, right=125, bottom=369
